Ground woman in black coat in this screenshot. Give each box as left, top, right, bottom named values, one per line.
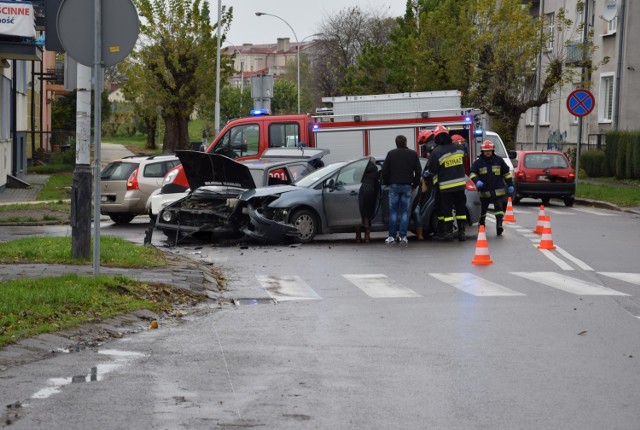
left=357, top=157, right=380, bottom=242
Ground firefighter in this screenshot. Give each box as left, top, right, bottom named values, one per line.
left=469, top=140, right=514, bottom=236
left=428, top=125, right=468, bottom=241
left=418, top=130, right=434, bottom=158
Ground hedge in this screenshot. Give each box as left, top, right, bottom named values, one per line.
left=582, top=131, right=640, bottom=179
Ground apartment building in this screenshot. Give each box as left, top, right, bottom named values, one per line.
left=223, top=37, right=316, bottom=91
left=519, top=0, right=639, bottom=151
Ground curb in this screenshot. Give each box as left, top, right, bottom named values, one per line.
left=574, top=198, right=640, bottom=215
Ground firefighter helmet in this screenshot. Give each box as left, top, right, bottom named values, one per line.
left=451, top=134, right=466, bottom=143
left=481, top=140, right=495, bottom=151
left=418, top=130, right=433, bottom=143
left=433, top=125, right=448, bottom=138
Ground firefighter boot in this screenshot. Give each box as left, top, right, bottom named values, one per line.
left=355, top=226, right=362, bottom=243
left=496, top=217, right=504, bottom=236
left=457, top=223, right=466, bottom=241
left=416, top=226, right=424, bottom=241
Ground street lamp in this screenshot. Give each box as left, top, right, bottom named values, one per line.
left=255, top=11, right=300, bottom=114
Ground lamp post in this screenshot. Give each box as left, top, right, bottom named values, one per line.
left=214, top=0, right=222, bottom=135
left=255, top=12, right=300, bottom=114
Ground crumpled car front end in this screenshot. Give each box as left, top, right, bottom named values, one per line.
left=240, top=187, right=300, bottom=243
left=156, top=186, right=246, bottom=240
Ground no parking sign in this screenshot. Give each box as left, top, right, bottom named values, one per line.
left=566, top=89, right=595, bottom=117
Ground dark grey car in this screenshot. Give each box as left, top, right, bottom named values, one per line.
left=240, top=157, right=482, bottom=243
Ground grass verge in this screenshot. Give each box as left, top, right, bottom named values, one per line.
left=0, top=274, right=206, bottom=347
left=576, top=181, right=640, bottom=207
left=0, top=236, right=210, bottom=348
left=0, top=236, right=167, bottom=267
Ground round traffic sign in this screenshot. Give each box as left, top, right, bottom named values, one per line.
left=57, top=0, right=139, bottom=67
left=566, top=89, right=595, bottom=117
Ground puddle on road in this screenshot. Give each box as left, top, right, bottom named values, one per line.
left=30, top=349, right=146, bottom=400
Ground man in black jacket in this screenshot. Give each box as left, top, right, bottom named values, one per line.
left=381, top=135, right=422, bottom=245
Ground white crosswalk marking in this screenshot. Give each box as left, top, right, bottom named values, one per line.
left=343, top=274, right=422, bottom=298
left=572, top=207, right=619, bottom=216
left=256, top=275, right=321, bottom=302
left=535, top=247, right=574, bottom=270
left=511, top=272, right=630, bottom=296
left=554, top=246, right=594, bottom=271
left=430, top=273, right=525, bottom=297
left=598, top=272, right=640, bottom=285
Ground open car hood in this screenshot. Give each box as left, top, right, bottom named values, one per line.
left=176, top=150, right=256, bottom=191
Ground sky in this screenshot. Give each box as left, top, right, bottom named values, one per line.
left=218, top=0, right=407, bottom=47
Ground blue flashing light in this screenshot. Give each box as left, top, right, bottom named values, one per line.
left=464, top=116, right=472, bottom=123
left=312, top=124, right=319, bottom=130
left=474, top=128, right=483, bottom=136
left=250, top=108, right=271, bottom=116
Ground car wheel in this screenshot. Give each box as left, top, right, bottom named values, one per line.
left=542, top=197, right=550, bottom=205
left=513, top=194, right=521, bottom=205
left=290, top=209, right=318, bottom=243
left=564, top=197, right=575, bottom=207
left=109, top=213, right=135, bottom=224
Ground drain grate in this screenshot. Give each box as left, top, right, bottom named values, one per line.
left=233, top=298, right=277, bottom=306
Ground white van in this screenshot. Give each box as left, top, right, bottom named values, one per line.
left=481, top=131, right=514, bottom=172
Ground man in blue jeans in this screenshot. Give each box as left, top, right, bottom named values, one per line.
left=381, top=135, right=422, bottom=245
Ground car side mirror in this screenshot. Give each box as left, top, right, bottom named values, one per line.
left=508, top=150, right=518, bottom=159
left=324, top=178, right=335, bottom=189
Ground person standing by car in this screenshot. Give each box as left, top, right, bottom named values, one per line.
left=428, top=125, right=468, bottom=241
left=381, top=135, right=422, bottom=245
left=469, top=140, right=514, bottom=236
left=356, top=157, right=380, bottom=243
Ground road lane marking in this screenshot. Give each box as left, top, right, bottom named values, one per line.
left=256, top=275, right=321, bottom=302
left=343, top=274, right=422, bottom=298
left=534, top=246, right=574, bottom=270
left=572, top=207, right=619, bottom=216
left=430, top=273, right=525, bottom=297
left=511, top=272, right=630, bottom=296
left=597, top=272, right=640, bottom=285
left=554, top=246, right=594, bottom=270
left=544, top=208, right=575, bottom=216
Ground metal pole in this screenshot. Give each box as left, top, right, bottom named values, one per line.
left=214, top=0, right=221, bottom=136
left=255, top=12, right=300, bottom=114
left=93, top=0, right=102, bottom=276
left=613, top=0, right=626, bottom=130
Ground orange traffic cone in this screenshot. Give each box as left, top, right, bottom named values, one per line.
left=537, top=216, right=556, bottom=250
left=503, top=197, right=516, bottom=223
left=533, top=205, right=546, bottom=235
left=471, top=225, right=493, bottom=265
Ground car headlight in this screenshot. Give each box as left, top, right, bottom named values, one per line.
left=161, top=210, right=174, bottom=222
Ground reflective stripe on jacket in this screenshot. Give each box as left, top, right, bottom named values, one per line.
left=428, top=143, right=466, bottom=192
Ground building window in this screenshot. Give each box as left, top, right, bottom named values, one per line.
left=1, top=76, right=10, bottom=140
left=599, top=73, right=614, bottom=122
left=607, top=16, right=617, bottom=34
left=15, top=61, right=27, bottom=94
left=545, top=13, right=555, bottom=51
left=540, top=102, right=550, bottom=125
left=571, top=83, right=580, bottom=124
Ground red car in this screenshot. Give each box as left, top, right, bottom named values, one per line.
left=512, top=150, right=576, bottom=206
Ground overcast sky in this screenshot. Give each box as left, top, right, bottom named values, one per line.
left=218, top=0, right=407, bottom=47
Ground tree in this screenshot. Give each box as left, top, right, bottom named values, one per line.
left=123, top=0, right=233, bottom=153
left=313, top=6, right=397, bottom=97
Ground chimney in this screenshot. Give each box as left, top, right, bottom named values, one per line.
left=276, top=37, right=290, bottom=52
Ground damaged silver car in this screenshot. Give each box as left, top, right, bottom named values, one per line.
left=154, top=148, right=328, bottom=243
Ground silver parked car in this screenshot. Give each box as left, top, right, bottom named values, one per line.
left=100, top=155, right=180, bottom=224
left=240, top=157, right=481, bottom=243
